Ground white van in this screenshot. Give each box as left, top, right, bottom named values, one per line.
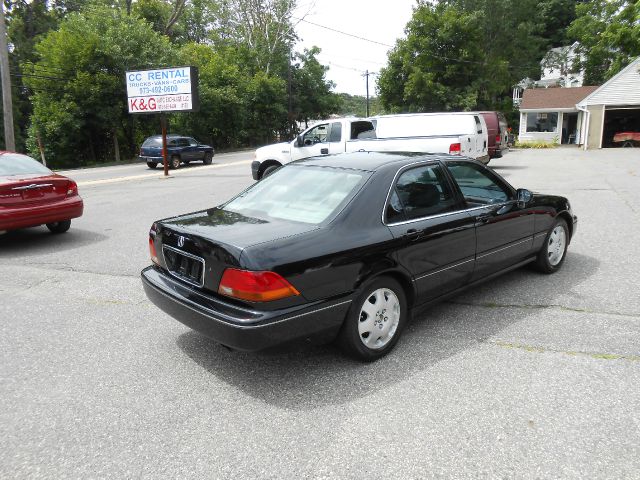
left=372, top=112, right=490, bottom=164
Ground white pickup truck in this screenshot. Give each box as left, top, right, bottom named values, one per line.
left=251, top=115, right=489, bottom=180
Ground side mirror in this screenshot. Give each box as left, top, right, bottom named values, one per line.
left=295, top=135, right=304, bottom=147
left=516, top=188, right=532, bottom=208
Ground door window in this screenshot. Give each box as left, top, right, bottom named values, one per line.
left=187, top=138, right=198, bottom=146
left=446, top=162, right=513, bottom=206
left=302, top=124, right=329, bottom=145
left=474, top=116, right=483, bottom=134
left=386, top=164, right=458, bottom=223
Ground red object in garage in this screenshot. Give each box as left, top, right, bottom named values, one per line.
left=612, top=132, right=640, bottom=146
left=0, top=152, right=83, bottom=234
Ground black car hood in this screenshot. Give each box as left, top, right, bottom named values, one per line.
left=159, top=207, right=319, bottom=250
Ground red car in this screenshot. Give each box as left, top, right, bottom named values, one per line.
left=0, top=152, right=83, bottom=234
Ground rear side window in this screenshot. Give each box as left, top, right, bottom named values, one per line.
left=142, top=137, right=162, bottom=147
left=447, top=162, right=512, bottom=205
left=386, top=164, right=458, bottom=223
left=350, top=121, right=376, bottom=140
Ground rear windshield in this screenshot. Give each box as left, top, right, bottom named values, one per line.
left=375, top=115, right=475, bottom=137
left=0, top=153, right=52, bottom=176
left=142, top=137, right=163, bottom=147
left=224, top=166, right=368, bottom=224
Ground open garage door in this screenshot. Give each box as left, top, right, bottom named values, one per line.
left=603, top=107, right=640, bottom=147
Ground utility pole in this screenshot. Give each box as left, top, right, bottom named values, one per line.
left=362, top=70, right=376, bottom=118
left=0, top=2, right=15, bottom=151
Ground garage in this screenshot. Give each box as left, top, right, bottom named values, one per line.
left=603, top=107, right=640, bottom=147
left=577, top=56, right=640, bottom=149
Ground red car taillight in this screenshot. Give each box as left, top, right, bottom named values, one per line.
left=449, top=143, right=461, bottom=155
left=218, top=268, right=300, bottom=302
left=496, top=134, right=501, bottom=144
left=66, top=180, right=78, bottom=196
left=149, top=237, right=159, bottom=264
left=149, top=223, right=159, bottom=265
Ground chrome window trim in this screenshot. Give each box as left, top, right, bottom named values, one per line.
left=162, top=245, right=206, bottom=288
left=414, top=258, right=475, bottom=281
left=381, top=160, right=516, bottom=227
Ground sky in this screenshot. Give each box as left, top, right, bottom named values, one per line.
left=294, top=0, right=418, bottom=96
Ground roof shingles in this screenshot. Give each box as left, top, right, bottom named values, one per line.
left=519, top=86, right=599, bottom=110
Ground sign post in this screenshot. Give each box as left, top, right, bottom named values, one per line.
left=125, top=66, right=199, bottom=176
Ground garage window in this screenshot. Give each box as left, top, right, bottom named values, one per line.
left=526, top=112, right=558, bottom=133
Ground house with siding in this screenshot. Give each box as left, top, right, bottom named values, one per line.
left=518, top=56, right=640, bottom=149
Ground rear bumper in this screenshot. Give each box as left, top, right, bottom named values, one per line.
left=0, top=196, right=83, bottom=231
left=141, top=266, right=351, bottom=351
left=139, top=156, right=163, bottom=163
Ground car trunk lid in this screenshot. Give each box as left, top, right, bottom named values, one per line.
left=154, top=208, right=318, bottom=294
left=0, top=174, right=70, bottom=207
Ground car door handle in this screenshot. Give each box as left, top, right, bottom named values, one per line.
left=321, top=148, right=329, bottom=154
left=403, top=228, right=420, bottom=241
left=476, top=214, right=492, bottom=224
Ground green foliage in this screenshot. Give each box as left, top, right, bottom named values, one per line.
left=378, top=3, right=486, bottom=112
left=291, top=47, right=341, bottom=126
left=568, top=0, right=640, bottom=84
left=335, top=93, right=383, bottom=117
left=378, top=0, right=581, bottom=115
left=24, top=6, right=176, bottom=167
left=514, top=140, right=558, bottom=149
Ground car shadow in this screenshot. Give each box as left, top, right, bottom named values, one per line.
left=0, top=227, right=108, bottom=256
left=176, top=252, right=599, bottom=410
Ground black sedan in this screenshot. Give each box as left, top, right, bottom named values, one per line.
left=139, top=135, right=214, bottom=169
left=141, top=152, right=577, bottom=360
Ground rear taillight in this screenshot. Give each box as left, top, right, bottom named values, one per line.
left=496, top=134, right=501, bottom=143
left=66, top=180, right=78, bottom=196
left=218, top=268, right=300, bottom=302
left=449, top=143, right=461, bottom=155
left=149, top=237, right=159, bottom=264
left=149, top=223, right=159, bottom=264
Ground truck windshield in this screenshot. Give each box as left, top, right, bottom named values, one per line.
left=224, top=166, right=368, bottom=224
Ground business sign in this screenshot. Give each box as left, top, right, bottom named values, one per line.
left=125, top=66, right=199, bottom=114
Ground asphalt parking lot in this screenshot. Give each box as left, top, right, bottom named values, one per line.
left=1, top=147, right=639, bottom=479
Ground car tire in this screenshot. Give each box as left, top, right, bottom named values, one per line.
left=337, top=276, right=408, bottom=361
left=146, top=162, right=157, bottom=169
left=203, top=152, right=213, bottom=165
left=170, top=155, right=181, bottom=169
left=534, top=218, right=569, bottom=274
left=46, top=220, right=71, bottom=234
left=262, top=165, right=279, bottom=179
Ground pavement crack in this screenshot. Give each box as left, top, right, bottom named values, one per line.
left=447, top=300, right=640, bottom=319
left=487, top=340, right=640, bottom=363
left=2, top=262, right=138, bottom=279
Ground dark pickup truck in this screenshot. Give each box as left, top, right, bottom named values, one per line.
left=139, top=135, right=214, bottom=169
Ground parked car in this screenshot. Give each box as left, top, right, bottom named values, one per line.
left=252, top=113, right=489, bottom=180
left=139, top=135, right=214, bottom=170
left=372, top=112, right=490, bottom=164
left=478, top=111, right=510, bottom=159
left=142, top=152, right=577, bottom=361
left=0, top=152, right=83, bottom=234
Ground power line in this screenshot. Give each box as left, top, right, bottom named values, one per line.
left=294, top=17, right=394, bottom=48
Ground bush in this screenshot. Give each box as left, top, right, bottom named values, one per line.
left=514, top=140, right=558, bottom=149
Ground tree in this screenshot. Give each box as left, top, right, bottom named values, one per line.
left=24, top=6, right=176, bottom=167
left=568, top=0, right=640, bottom=84
left=378, top=3, right=486, bottom=112
left=291, top=47, right=340, bottom=127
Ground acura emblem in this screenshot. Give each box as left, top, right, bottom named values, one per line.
left=177, top=236, right=185, bottom=247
